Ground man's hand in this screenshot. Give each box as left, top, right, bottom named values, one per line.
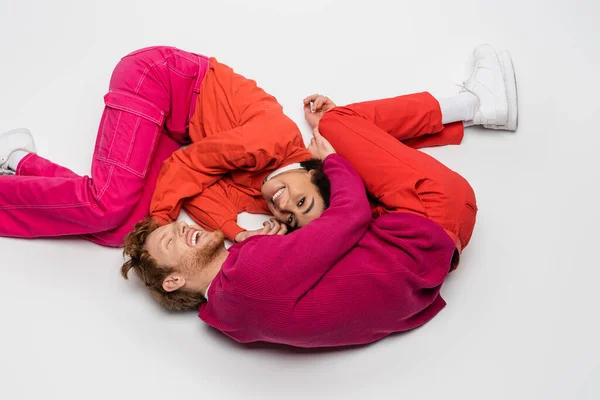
left=303, top=94, right=337, bottom=130
left=308, top=128, right=336, bottom=160
left=234, top=218, right=288, bottom=243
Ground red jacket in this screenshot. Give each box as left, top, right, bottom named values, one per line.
left=150, top=58, right=311, bottom=240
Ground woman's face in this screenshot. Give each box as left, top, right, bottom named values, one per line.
left=261, top=169, right=325, bottom=229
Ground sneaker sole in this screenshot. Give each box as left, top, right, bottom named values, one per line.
left=501, top=49, right=518, bottom=131
left=484, top=50, right=518, bottom=131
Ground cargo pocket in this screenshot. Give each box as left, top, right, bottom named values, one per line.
left=95, top=90, right=166, bottom=178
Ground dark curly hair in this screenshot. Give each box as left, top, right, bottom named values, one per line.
left=300, top=158, right=331, bottom=209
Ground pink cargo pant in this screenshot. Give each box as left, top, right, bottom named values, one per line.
left=0, top=46, right=209, bottom=247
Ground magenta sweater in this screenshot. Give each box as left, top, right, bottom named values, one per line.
left=199, top=155, right=456, bottom=348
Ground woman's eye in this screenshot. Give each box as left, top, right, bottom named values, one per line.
left=287, top=215, right=293, bottom=224
left=298, top=198, right=305, bottom=207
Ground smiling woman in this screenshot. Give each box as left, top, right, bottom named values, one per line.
left=260, top=158, right=330, bottom=229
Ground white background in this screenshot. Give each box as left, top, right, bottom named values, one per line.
left=1, top=0, right=599, bottom=399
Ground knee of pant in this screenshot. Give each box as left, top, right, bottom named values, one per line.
left=319, top=107, right=359, bottom=140
left=458, top=177, right=477, bottom=207
left=121, top=46, right=170, bottom=59
left=320, top=106, right=358, bottom=126
left=446, top=173, right=476, bottom=206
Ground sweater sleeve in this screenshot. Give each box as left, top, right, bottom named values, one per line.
left=233, top=154, right=372, bottom=296
left=150, top=109, right=302, bottom=224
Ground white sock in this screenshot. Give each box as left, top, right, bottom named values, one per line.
left=437, top=92, right=480, bottom=124
left=7, top=150, right=29, bottom=171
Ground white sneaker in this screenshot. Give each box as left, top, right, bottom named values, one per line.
left=0, top=128, right=37, bottom=173
left=462, top=44, right=514, bottom=130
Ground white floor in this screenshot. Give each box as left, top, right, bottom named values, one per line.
left=1, top=1, right=599, bottom=399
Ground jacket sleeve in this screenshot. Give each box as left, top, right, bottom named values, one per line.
left=183, top=181, right=247, bottom=242
left=231, top=154, right=372, bottom=296
left=150, top=109, right=302, bottom=225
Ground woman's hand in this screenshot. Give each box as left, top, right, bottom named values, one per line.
left=234, top=218, right=288, bottom=243
left=303, top=94, right=337, bottom=129
left=308, top=128, right=336, bottom=160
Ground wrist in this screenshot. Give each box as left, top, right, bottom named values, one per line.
left=323, top=152, right=337, bottom=162
left=222, top=220, right=245, bottom=243
left=234, top=231, right=247, bottom=243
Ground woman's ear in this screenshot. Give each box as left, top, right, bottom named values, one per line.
left=162, top=274, right=186, bottom=292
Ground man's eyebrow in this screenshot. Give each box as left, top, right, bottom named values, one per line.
left=302, top=198, right=315, bottom=215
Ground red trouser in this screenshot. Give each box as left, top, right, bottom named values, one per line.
left=319, top=92, right=478, bottom=262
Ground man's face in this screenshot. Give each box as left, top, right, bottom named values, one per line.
left=145, top=221, right=225, bottom=273
left=261, top=169, right=325, bottom=229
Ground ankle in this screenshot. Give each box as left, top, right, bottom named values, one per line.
left=438, top=92, right=480, bottom=124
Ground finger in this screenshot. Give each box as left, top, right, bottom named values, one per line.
left=303, top=94, right=319, bottom=105
left=260, top=221, right=271, bottom=234
left=304, top=103, right=312, bottom=115
left=314, top=96, right=326, bottom=111
left=269, top=218, right=281, bottom=229
left=268, top=219, right=282, bottom=235
left=303, top=94, right=317, bottom=104
left=277, top=224, right=288, bottom=235
left=319, top=96, right=333, bottom=110
left=312, top=127, right=323, bottom=139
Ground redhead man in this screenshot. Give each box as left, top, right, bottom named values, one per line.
left=121, top=44, right=518, bottom=347
left=123, top=151, right=458, bottom=347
